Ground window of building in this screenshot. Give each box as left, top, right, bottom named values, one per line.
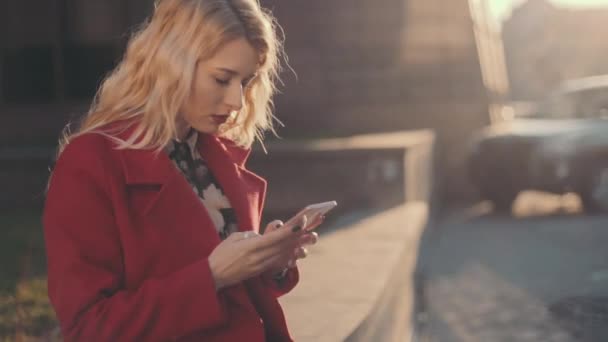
left=2, top=46, right=55, bottom=103
left=0, top=0, right=150, bottom=106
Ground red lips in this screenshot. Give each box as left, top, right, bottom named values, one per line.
left=211, top=115, right=229, bottom=125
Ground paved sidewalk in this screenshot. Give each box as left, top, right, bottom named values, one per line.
left=415, top=203, right=608, bottom=342
left=280, top=202, right=429, bottom=342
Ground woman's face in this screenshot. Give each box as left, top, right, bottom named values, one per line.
left=179, top=37, right=259, bottom=137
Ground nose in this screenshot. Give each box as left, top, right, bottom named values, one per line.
left=224, top=83, right=244, bottom=112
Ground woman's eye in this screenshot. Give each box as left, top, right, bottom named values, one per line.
left=215, top=78, right=230, bottom=86
left=242, top=78, right=254, bottom=88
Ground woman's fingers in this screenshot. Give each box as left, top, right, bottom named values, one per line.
left=233, top=215, right=319, bottom=275
left=299, top=232, right=318, bottom=246
left=288, top=215, right=308, bottom=233
left=264, top=220, right=284, bottom=233
left=304, top=214, right=325, bottom=232
left=230, top=230, right=261, bottom=241
left=254, top=224, right=300, bottom=249
left=295, top=246, right=308, bottom=260
left=257, top=248, right=294, bottom=273
left=249, top=230, right=316, bottom=264
left=255, top=244, right=309, bottom=275
left=249, top=232, right=300, bottom=263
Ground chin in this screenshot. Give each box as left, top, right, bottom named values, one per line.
left=193, top=124, right=220, bottom=135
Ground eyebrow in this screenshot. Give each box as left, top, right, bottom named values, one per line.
left=216, top=68, right=257, bottom=79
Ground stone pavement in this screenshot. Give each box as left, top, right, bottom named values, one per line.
left=280, top=202, right=429, bottom=342
left=422, top=263, right=572, bottom=341
left=414, top=199, right=608, bottom=342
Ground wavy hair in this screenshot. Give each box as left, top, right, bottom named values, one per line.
left=58, top=0, right=285, bottom=155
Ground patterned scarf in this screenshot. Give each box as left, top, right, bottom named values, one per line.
left=166, top=130, right=239, bottom=240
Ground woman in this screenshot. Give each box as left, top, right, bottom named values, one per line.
left=43, top=0, right=321, bottom=340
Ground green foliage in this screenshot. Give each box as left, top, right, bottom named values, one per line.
left=0, top=210, right=58, bottom=339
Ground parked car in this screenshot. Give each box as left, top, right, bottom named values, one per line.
left=468, top=75, right=608, bottom=213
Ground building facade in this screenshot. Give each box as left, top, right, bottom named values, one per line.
left=503, top=0, right=608, bottom=100
left=1, top=0, right=508, bottom=206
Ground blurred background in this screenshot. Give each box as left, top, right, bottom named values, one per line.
left=1, top=0, right=608, bottom=340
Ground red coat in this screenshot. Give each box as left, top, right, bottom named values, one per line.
left=43, top=130, right=298, bottom=342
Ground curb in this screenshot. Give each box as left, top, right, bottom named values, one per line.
left=280, top=202, right=429, bottom=342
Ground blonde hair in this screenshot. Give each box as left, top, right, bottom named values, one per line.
left=58, top=0, right=285, bottom=154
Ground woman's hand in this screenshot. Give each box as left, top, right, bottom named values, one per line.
left=263, top=215, right=322, bottom=275
left=208, top=223, right=304, bottom=290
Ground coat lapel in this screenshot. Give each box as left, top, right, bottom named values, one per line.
left=199, top=134, right=266, bottom=233
left=118, top=145, right=223, bottom=253
left=117, top=131, right=285, bottom=335
left=117, top=132, right=267, bottom=248
left=198, top=135, right=292, bottom=337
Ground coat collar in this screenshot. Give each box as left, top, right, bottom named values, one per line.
left=207, top=134, right=253, bottom=168
left=118, top=127, right=253, bottom=184
left=119, top=133, right=254, bottom=184
left=117, top=128, right=266, bottom=232
left=198, top=133, right=265, bottom=232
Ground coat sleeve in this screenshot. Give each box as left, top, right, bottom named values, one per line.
left=261, top=267, right=299, bottom=297
left=43, top=136, right=227, bottom=342
left=252, top=172, right=299, bottom=297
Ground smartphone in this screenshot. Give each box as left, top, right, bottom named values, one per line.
left=284, top=200, right=338, bottom=231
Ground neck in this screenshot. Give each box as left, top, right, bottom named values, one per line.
left=175, top=120, right=192, bottom=142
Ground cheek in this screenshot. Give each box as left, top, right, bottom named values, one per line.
left=192, top=80, right=224, bottom=108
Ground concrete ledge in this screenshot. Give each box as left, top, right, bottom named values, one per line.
left=251, top=130, right=436, bottom=340
left=257, top=131, right=435, bottom=152
left=280, top=202, right=429, bottom=342
left=249, top=130, right=435, bottom=215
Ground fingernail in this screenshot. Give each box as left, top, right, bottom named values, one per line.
left=292, top=225, right=302, bottom=233
left=275, top=222, right=282, bottom=228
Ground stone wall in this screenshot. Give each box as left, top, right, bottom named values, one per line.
left=248, top=131, right=434, bottom=219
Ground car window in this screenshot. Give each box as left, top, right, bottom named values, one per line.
left=530, top=85, right=608, bottom=119
left=574, top=87, right=608, bottom=119
left=533, top=94, right=577, bottom=119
